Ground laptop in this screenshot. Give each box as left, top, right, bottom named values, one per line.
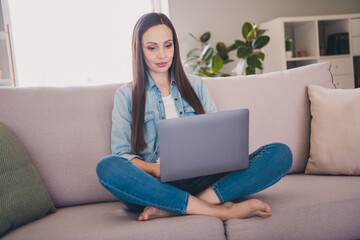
left=158, top=109, right=249, bottom=182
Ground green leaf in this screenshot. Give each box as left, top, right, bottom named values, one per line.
left=219, top=54, right=229, bottom=61
left=252, top=36, right=270, bottom=49
left=245, top=66, right=255, bottom=75
left=216, top=42, right=227, bottom=55
left=210, top=68, right=220, bottom=75
left=201, top=44, right=214, bottom=62
left=247, top=29, right=256, bottom=41
left=201, top=68, right=216, bottom=77
left=242, top=22, right=253, bottom=40
left=183, top=56, right=199, bottom=64
left=246, top=55, right=262, bottom=69
left=187, top=48, right=200, bottom=57
left=200, top=32, right=211, bottom=43
left=228, top=43, right=237, bottom=52
left=254, top=51, right=265, bottom=61
left=220, top=73, right=231, bottom=77
left=211, top=55, right=224, bottom=72
left=189, top=33, right=200, bottom=42
left=257, top=29, right=267, bottom=37
left=235, top=40, right=246, bottom=47
left=237, top=46, right=252, bottom=58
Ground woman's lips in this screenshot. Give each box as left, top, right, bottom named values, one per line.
left=156, top=62, right=167, bottom=67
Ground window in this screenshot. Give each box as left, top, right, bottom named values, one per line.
left=9, top=0, right=155, bottom=86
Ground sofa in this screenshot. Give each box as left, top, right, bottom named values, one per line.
left=0, top=62, right=359, bottom=240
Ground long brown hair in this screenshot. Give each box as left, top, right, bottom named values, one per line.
left=131, top=12, right=205, bottom=154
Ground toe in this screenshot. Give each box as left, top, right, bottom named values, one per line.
left=257, top=210, right=272, bottom=218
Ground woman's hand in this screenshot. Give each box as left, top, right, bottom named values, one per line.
left=151, top=163, right=161, bottom=179
left=131, top=158, right=161, bottom=179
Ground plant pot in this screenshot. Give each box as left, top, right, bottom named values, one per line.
left=233, top=59, right=247, bottom=75
left=286, top=51, right=292, bottom=58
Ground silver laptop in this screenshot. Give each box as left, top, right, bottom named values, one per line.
left=158, top=109, right=249, bottom=182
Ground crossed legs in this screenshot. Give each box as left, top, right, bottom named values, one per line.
left=97, top=143, right=292, bottom=221
left=138, top=185, right=272, bottom=221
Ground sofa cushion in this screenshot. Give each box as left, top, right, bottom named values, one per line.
left=0, top=85, right=121, bottom=207
left=305, top=85, right=360, bottom=175
left=224, top=174, right=360, bottom=240
left=1, top=202, right=226, bottom=240
left=0, top=122, right=56, bottom=236
left=204, top=62, right=334, bottom=173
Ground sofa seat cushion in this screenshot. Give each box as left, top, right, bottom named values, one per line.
left=225, top=174, right=360, bottom=240
left=1, top=201, right=226, bottom=240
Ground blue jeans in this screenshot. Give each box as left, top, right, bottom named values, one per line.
left=96, top=143, right=293, bottom=214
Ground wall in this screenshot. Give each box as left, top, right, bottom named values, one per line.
left=169, top=0, right=360, bottom=73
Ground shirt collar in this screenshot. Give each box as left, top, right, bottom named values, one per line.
left=146, top=72, right=176, bottom=92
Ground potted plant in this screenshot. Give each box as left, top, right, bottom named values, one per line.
left=231, top=22, right=270, bottom=75
left=285, top=37, right=293, bottom=58
left=183, top=22, right=270, bottom=76
left=183, top=32, right=230, bottom=77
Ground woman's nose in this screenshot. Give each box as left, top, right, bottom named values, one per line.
left=158, top=47, right=166, bottom=58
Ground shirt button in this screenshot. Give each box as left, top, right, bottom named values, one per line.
left=159, top=100, right=162, bottom=103
left=175, top=98, right=178, bottom=101
left=162, top=116, right=165, bottom=119
left=156, top=151, right=159, bottom=155
left=180, top=111, right=183, bottom=114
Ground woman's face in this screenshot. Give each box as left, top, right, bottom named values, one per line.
left=142, top=24, right=174, bottom=77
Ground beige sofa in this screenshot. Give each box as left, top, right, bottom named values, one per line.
left=1, top=62, right=359, bottom=240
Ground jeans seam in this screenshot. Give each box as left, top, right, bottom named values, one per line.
left=212, top=145, right=271, bottom=189
left=181, top=192, right=189, bottom=214
left=99, top=179, right=184, bottom=214
left=211, top=185, right=224, bottom=203
left=210, top=144, right=275, bottom=202
left=249, top=164, right=290, bottom=194
left=249, top=171, right=285, bottom=194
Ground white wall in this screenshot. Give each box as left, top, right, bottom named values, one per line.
left=169, top=0, right=360, bottom=73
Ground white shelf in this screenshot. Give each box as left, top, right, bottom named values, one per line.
left=261, top=13, right=360, bottom=89
left=320, top=54, right=351, bottom=60
left=286, top=56, right=318, bottom=62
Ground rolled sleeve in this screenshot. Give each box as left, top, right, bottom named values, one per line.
left=111, top=85, right=143, bottom=161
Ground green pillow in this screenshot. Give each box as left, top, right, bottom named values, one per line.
left=0, top=122, right=56, bottom=236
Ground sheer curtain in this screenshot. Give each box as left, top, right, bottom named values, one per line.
left=8, top=0, right=155, bottom=86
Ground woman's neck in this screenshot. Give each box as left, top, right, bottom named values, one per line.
left=150, top=71, right=171, bottom=97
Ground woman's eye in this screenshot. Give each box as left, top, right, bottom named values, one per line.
left=166, top=43, right=172, bottom=48
left=147, top=46, right=155, bottom=51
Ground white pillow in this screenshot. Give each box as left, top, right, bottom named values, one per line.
left=305, top=85, right=360, bottom=175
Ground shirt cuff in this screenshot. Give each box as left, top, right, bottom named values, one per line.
left=117, top=153, right=142, bottom=162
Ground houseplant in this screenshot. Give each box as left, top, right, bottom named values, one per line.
left=232, top=22, right=270, bottom=75
left=184, top=22, right=270, bottom=76
left=183, top=32, right=231, bottom=77
left=285, top=37, right=293, bottom=58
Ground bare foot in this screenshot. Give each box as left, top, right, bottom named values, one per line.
left=219, top=199, right=272, bottom=221
left=138, top=206, right=178, bottom=221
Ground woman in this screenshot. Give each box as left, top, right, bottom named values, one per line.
left=96, top=12, right=293, bottom=221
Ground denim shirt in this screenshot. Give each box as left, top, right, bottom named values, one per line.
left=111, top=73, right=217, bottom=163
